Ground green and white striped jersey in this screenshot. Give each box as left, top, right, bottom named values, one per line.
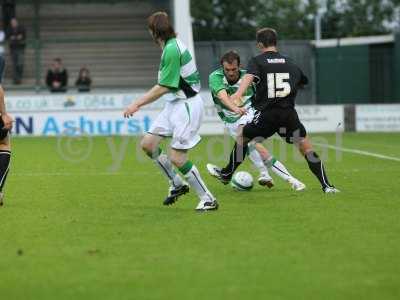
left=158, top=38, right=201, bottom=101
left=209, top=68, right=254, bottom=123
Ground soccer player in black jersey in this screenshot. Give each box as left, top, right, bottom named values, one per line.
left=0, top=56, right=14, bottom=206
left=209, top=28, right=339, bottom=193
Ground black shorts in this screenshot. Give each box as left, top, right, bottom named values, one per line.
left=243, top=107, right=307, bottom=144
left=0, top=117, right=10, bottom=140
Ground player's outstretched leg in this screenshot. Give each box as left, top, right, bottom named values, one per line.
left=170, top=149, right=218, bottom=211
left=264, top=157, right=306, bottom=191
left=222, top=142, right=249, bottom=180
left=208, top=141, right=249, bottom=186
left=141, top=134, right=189, bottom=205
left=0, top=135, right=11, bottom=207
left=248, top=143, right=274, bottom=188
left=155, top=149, right=190, bottom=205
left=252, top=142, right=305, bottom=191
left=298, top=138, right=339, bottom=193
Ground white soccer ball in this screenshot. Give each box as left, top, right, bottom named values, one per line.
left=230, top=171, right=254, bottom=191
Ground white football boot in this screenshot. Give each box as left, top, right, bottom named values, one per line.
left=323, top=186, right=340, bottom=194
left=206, top=163, right=231, bottom=184
left=195, top=194, right=219, bottom=212
left=288, top=178, right=306, bottom=191
left=258, top=171, right=274, bottom=188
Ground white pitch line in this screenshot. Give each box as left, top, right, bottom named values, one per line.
left=10, top=171, right=150, bottom=177
left=313, top=142, right=400, bottom=162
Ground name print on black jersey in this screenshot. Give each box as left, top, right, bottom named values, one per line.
left=267, top=58, right=286, bottom=64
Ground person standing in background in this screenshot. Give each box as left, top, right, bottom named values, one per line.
left=7, top=17, right=26, bottom=84
left=1, top=0, right=16, bottom=34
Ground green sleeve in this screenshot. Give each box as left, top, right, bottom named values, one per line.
left=158, top=44, right=180, bottom=89
left=209, top=73, right=225, bottom=96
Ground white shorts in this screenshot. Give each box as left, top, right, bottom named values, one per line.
left=148, top=94, right=203, bottom=150
left=225, top=107, right=255, bottom=138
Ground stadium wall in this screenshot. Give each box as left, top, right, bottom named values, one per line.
left=395, top=33, right=400, bottom=101
left=316, top=45, right=370, bottom=103
left=314, top=35, right=398, bottom=104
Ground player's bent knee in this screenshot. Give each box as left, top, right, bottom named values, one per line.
left=169, top=149, right=187, bottom=168
left=254, top=143, right=270, bottom=160
left=170, top=158, right=183, bottom=168
left=140, top=137, right=157, bottom=156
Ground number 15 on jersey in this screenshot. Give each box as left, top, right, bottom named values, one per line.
left=267, top=73, right=291, bottom=99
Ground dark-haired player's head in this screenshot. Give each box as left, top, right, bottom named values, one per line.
left=147, top=11, right=176, bottom=45
left=256, top=28, right=278, bottom=49
left=220, top=51, right=241, bottom=84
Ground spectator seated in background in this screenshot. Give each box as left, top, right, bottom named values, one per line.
left=75, top=67, right=91, bottom=92
left=46, top=58, right=68, bottom=93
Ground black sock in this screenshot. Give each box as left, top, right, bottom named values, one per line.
left=0, top=150, right=11, bottom=192
left=221, top=142, right=248, bottom=177
left=305, top=151, right=332, bottom=189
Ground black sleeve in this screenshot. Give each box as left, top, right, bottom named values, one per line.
left=20, top=26, right=26, bottom=40
left=61, top=70, right=68, bottom=87
left=299, top=69, right=308, bottom=86
left=246, top=57, right=261, bottom=81
left=46, top=70, right=52, bottom=87
left=0, top=56, right=5, bottom=84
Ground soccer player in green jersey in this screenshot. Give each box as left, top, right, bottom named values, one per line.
left=124, top=12, right=218, bottom=211
left=206, top=51, right=305, bottom=191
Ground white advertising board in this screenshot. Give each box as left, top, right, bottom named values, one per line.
left=356, top=104, right=400, bottom=132
left=12, top=109, right=224, bottom=136
left=296, top=105, right=344, bottom=132
left=7, top=92, right=343, bottom=136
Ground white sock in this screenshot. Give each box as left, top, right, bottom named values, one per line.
left=248, top=144, right=268, bottom=174
left=180, top=161, right=214, bottom=200
left=266, top=157, right=293, bottom=182
left=154, top=151, right=184, bottom=187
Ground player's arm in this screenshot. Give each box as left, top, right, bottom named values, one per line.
left=209, top=72, right=246, bottom=115
left=0, top=56, right=13, bottom=130
left=231, top=57, right=258, bottom=102
left=0, top=86, right=14, bottom=130
left=298, top=69, right=309, bottom=89
left=216, top=89, right=247, bottom=116
left=230, top=74, right=254, bottom=102
left=124, top=84, right=170, bottom=118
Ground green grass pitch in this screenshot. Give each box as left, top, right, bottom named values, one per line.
left=1, top=133, right=399, bottom=299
